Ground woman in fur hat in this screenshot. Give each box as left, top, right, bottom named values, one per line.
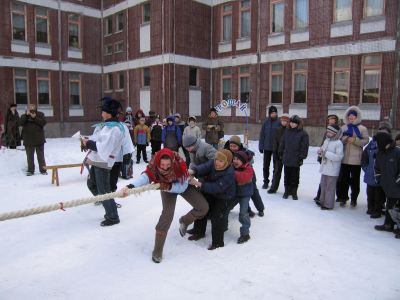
left=4, top=104, right=21, bottom=149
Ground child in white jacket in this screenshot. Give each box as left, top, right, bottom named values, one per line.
left=183, top=116, right=202, bottom=139
left=317, top=124, right=344, bottom=210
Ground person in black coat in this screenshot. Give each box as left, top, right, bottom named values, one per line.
left=278, top=115, right=309, bottom=200
left=373, top=131, right=400, bottom=236
left=150, top=114, right=163, bottom=159
left=4, top=104, right=21, bottom=149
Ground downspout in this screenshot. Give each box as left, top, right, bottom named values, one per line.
left=210, top=5, right=213, bottom=110
left=256, top=0, right=261, bottom=124
left=101, top=1, right=104, bottom=98
left=390, top=1, right=400, bottom=129
left=162, top=0, right=165, bottom=118
left=58, top=0, right=63, bottom=136
left=173, top=0, right=176, bottom=114
left=126, top=3, right=130, bottom=107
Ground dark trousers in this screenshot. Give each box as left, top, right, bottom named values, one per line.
left=263, top=150, right=274, bottom=184
left=151, top=141, right=162, bottom=155
left=136, top=144, right=147, bottom=161
left=384, top=198, right=399, bottom=226
left=367, top=185, right=386, bottom=214
left=109, top=162, right=122, bottom=192
left=270, top=157, right=283, bottom=191
left=250, top=179, right=265, bottom=211
left=192, top=194, right=229, bottom=247
left=25, top=144, right=46, bottom=173
left=336, top=164, right=361, bottom=203
left=284, top=166, right=300, bottom=188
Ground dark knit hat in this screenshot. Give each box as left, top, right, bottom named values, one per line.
left=229, top=135, right=241, bottom=147
left=210, top=107, right=217, bottom=113
left=10, top=103, right=17, bottom=108
left=396, top=133, right=400, bottom=141
left=149, top=110, right=155, bottom=115
left=98, top=97, right=122, bottom=115
left=348, top=110, right=358, bottom=117
left=268, top=105, right=278, bottom=115
left=233, top=150, right=253, bottom=164
left=183, top=134, right=197, bottom=148
left=327, top=124, right=340, bottom=135
left=378, top=121, right=392, bottom=133
left=215, top=149, right=232, bottom=171
left=124, top=119, right=131, bottom=125
left=290, top=115, right=301, bottom=125
left=374, top=131, right=392, bottom=151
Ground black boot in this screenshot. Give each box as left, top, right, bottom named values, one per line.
left=248, top=207, right=256, bottom=218
left=283, top=186, right=290, bottom=199
left=292, top=186, right=298, bottom=200
left=314, top=184, right=321, bottom=201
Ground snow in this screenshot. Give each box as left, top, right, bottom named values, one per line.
left=0, top=137, right=399, bottom=300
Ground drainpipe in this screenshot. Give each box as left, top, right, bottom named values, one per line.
left=101, top=1, right=104, bottom=98
left=58, top=0, right=63, bottom=137
left=390, top=1, right=400, bottom=129
left=126, top=3, right=129, bottom=107
left=173, top=0, right=176, bottom=114
left=210, top=6, right=213, bottom=110
left=162, top=0, right=165, bottom=118
left=256, top=0, right=261, bottom=124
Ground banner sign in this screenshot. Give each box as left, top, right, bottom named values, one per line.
left=214, top=100, right=247, bottom=113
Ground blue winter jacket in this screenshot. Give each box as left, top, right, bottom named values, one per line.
left=259, top=117, right=281, bottom=152
left=192, top=160, right=236, bottom=200
left=361, top=140, right=380, bottom=187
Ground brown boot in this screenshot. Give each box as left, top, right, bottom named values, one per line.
left=179, top=212, right=197, bottom=237
left=152, top=231, right=167, bottom=263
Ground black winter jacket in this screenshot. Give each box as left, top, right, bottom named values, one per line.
left=278, top=121, right=309, bottom=167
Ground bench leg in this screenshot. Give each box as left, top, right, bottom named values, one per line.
left=51, top=169, right=56, bottom=185
left=55, top=169, right=59, bottom=186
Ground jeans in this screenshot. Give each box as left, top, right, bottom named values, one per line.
left=87, top=166, right=119, bottom=221
left=223, top=196, right=251, bottom=235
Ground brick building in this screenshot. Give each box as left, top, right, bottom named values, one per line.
left=1, top=0, right=399, bottom=143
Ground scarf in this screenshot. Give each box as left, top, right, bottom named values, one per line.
left=143, top=148, right=188, bottom=189
left=92, top=117, right=125, bottom=134
left=342, top=123, right=363, bottom=139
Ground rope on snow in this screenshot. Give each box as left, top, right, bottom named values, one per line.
left=0, top=183, right=160, bottom=222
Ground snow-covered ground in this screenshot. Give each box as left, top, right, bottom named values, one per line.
left=0, top=137, right=399, bottom=300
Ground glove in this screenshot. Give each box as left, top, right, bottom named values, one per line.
left=260, top=150, right=263, bottom=154
left=123, top=153, right=132, bottom=165
left=299, top=159, right=303, bottom=167
left=278, top=152, right=283, bottom=160
left=158, top=182, right=172, bottom=191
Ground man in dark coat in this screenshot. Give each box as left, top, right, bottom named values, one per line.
left=202, top=108, right=224, bottom=150
left=259, top=106, right=281, bottom=189
left=4, top=103, right=21, bottom=149
left=18, top=104, right=47, bottom=176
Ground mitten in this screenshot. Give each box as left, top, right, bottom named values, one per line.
left=299, top=159, right=303, bottom=166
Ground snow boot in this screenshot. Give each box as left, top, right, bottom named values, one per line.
left=283, top=186, right=290, bottom=199
left=188, top=234, right=205, bottom=241
left=267, top=189, right=276, bottom=194
left=262, top=182, right=269, bottom=189
left=248, top=207, right=256, bottom=218
left=366, top=209, right=372, bottom=215
left=100, top=218, right=120, bottom=227
left=374, top=224, right=394, bottom=232
left=370, top=212, right=381, bottom=218
left=258, top=210, right=264, bottom=217
left=292, top=186, right=298, bottom=200
left=350, top=199, right=357, bottom=208
left=152, top=231, right=167, bottom=263
left=237, top=234, right=250, bottom=244
left=179, top=212, right=196, bottom=237
left=186, top=228, right=195, bottom=235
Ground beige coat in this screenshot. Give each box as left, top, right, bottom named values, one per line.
left=341, top=106, right=369, bottom=165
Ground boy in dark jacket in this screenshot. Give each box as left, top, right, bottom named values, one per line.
left=150, top=115, right=163, bottom=159
left=146, top=110, right=156, bottom=128
left=188, top=149, right=236, bottom=250
left=134, top=118, right=151, bottom=163
left=278, top=115, right=309, bottom=200
left=161, top=115, right=182, bottom=152
left=373, top=131, right=400, bottom=237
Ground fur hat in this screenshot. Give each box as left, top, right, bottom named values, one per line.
left=215, top=149, right=232, bottom=171
left=182, top=134, right=197, bottom=148
left=149, top=110, right=155, bottom=115
left=327, top=124, right=340, bottom=135
left=378, top=121, right=392, bottom=133
left=229, top=135, right=241, bottom=147
left=268, top=105, right=278, bottom=115
left=290, top=115, right=301, bottom=125
left=281, top=113, right=290, bottom=122
left=139, top=117, right=145, bottom=122
left=189, top=116, right=196, bottom=122
left=233, top=150, right=253, bottom=164
left=126, top=107, right=132, bottom=112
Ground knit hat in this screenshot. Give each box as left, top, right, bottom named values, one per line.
left=183, top=134, right=197, bottom=148
left=327, top=124, right=340, bottom=135
left=378, top=121, right=392, bottom=133
left=140, top=117, right=145, bottom=122
left=229, top=135, right=241, bottom=147
left=290, top=115, right=301, bottom=125
left=233, top=150, right=253, bottom=165
left=149, top=110, right=155, bottom=115
left=210, top=107, right=217, bottom=113
left=268, top=105, right=278, bottom=115
left=396, top=133, right=400, bottom=141
left=348, top=110, right=358, bottom=117
left=124, top=119, right=131, bottom=125
left=126, top=107, right=132, bottom=112
left=281, top=113, right=290, bottom=122
left=215, top=149, right=232, bottom=171
left=98, top=97, right=122, bottom=115
left=10, top=104, right=17, bottom=108
left=189, top=116, right=196, bottom=122
left=374, top=131, right=392, bottom=151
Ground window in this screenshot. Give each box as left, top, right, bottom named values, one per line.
left=222, top=4, right=232, bottom=41
left=240, top=0, right=251, bottom=38
left=118, top=72, right=124, bottom=90
left=294, top=0, right=308, bottom=29
left=11, top=2, right=26, bottom=41
left=35, top=7, right=49, bottom=44
left=14, top=69, right=28, bottom=105
left=143, top=68, right=150, bottom=87
left=270, top=63, right=284, bottom=103
left=239, top=66, right=250, bottom=103
left=361, top=54, right=382, bottom=104
left=68, top=14, right=80, bottom=48
left=221, top=68, right=232, bottom=100
left=292, top=61, right=307, bottom=103
left=69, top=73, right=80, bottom=105
left=143, top=2, right=150, bottom=23
left=37, top=70, right=50, bottom=105
left=106, top=16, right=112, bottom=35
left=334, top=0, right=352, bottom=23
left=117, top=13, right=123, bottom=31
left=105, top=45, right=112, bottom=55
left=271, top=1, right=284, bottom=33
left=332, top=57, right=350, bottom=104
left=107, top=73, right=113, bottom=91
left=189, top=67, right=198, bottom=87
left=116, top=42, right=123, bottom=53
left=364, top=0, right=385, bottom=18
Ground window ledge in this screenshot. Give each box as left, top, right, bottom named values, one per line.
left=189, top=86, right=201, bottom=90
left=104, top=90, right=113, bottom=93
left=11, top=40, right=29, bottom=46
left=70, top=105, right=83, bottom=109
left=140, top=22, right=150, bottom=27
left=219, top=40, right=232, bottom=45
left=289, top=104, right=307, bottom=118
left=290, top=28, right=309, bottom=34
left=35, top=43, right=51, bottom=48
left=140, top=87, right=150, bottom=90
left=114, top=30, right=123, bottom=34
left=104, top=53, right=112, bottom=56
left=104, top=33, right=112, bottom=37
left=68, top=47, right=82, bottom=52
left=268, top=32, right=285, bottom=38
left=236, top=37, right=251, bottom=42
left=290, top=29, right=309, bottom=43
left=328, top=104, right=350, bottom=109
left=236, top=37, right=251, bottom=51
left=357, top=104, right=381, bottom=108
left=331, top=21, right=353, bottom=28
left=115, top=50, right=123, bottom=54
left=115, top=89, right=124, bottom=92
left=361, top=16, right=386, bottom=23
left=69, top=106, right=84, bottom=117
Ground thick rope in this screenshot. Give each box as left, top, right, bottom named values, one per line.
left=0, top=183, right=160, bottom=222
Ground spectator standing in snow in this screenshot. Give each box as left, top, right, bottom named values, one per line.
left=278, top=115, right=309, bottom=200
left=161, top=115, right=182, bottom=152
left=5, top=103, right=21, bottom=149
left=316, top=125, right=344, bottom=210
left=133, top=109, right=145, bottom=126
left=134, top=118, right=150, bottom=164
left=150, top=115, right=163, bottom=160
left=259, top=105, right=281, bottom=189
left=174, top=113, right=190, bottom=167
left=146, top=110, right=156, bottom=128
left=121, top=148, right=209, bottom=263
left=202, top=108, right=224, bottom=150
left=183, top=116, right=201, bottom=140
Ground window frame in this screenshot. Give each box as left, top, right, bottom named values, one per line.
left=142, top=2, right=151, bottom=24
left=360, top=54, right=382, bottom=104
left=221, top=68, right=232, bottom=101
left=37, top=70, right=51, bottom=105
left=239, top=0, right=251, bottom=38
left=11, top=2, right=27, bottom=42
left=118, top=71, right=125, bottom=90
left=68, top=14, right=81, bottom=48
left=69, top=73, right=81, bottom=106
left=333, top=0, right=353, bottom=23
left=292, top=60, right=308, bottom=104
left=270, top=0, right=285, bottom=34
left=331, top=57, right=351, bottom=104
left=116, top=12, right=123, bottom=32
left=221, top=3, right=232, bottom=42
left=363, top=0, right=386, bottom=19
left=14, top=68, right=29, bottom=105
left=143, top=68, right=151, bottom=88
left=115, top=41, right=124, bottom=53
left=189, top=67, right=199, bottom=87
left=293, top=0, right=309, bottom=30
left=104, top=44, right=113, bottom=55
left=105, top=16, right=113, bottom=35
left=35, top=7, right=49, bottom=44
left=107, top=73, right=114, bottom=91
left=239, top=65, right=251, bottom=103
left=269, top=62, right=284, bottom=104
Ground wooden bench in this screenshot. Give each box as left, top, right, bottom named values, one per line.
left=43, top=164, right=82, bottom=186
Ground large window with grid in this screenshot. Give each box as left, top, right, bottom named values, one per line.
left=14, top=69, right=29, bottom=105
left=221, top=68, right=232, bottom=101
left=294, top=0, right=308, bottom=29
left=11, top=2, right=26, bottom=41
left=239, top=0, right=251, bottom=38
left=292, top=61, right=307, bottom=103
left=222, top=4, right=232, bottom=41
left=35, top=7, right=49, bottom=44
left=69, top=73, right=81, bottom=105
left=68, top=14, right=80, bottom=48
left=271, top=1, right=284, bottom=33
left=364, top=0, right=385, bottom=19
left=270, top=63, right=284, bottom=103
left=37, top=70, right=50, bottom=105
left=143, top=2, right=150, bottom=23
left=361, top=54, right=382, bottom=104
left=334, top=0, right=352, bottom=23
left=143, top=68, right=150, bottom=87
left=332, top=57, right=350, bottom=104
left=239, top=66, right=250, bottom=103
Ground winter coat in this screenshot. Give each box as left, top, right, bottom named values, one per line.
left=374, top=141, right=400, bottom=198
left=146, top=115, right=156, bottom=128
left=161, top=116, right=182, bottom=152
left=5, top=108, right=21, bottom=147
left=278, top=121, right=309, bottom=167
left=202, top=113, right=224, bottom=144
left=123, top=113, right=134, bottom=129
left=341, top=106, right=369, bottom=165
left=133, top=109, right=145, bottom=126
left=174, top=113, right=187, bottom=136
left=273, top=125, right=286, bottom=156
left=192, top=159, right=236, bottom=201
left=183, top=123, right=202, bottom=139
left=234, top=163, right=254, bottom=197
left=319, top=130, right=344, bottom=177
left=361, top=140, right=380, bottom=187
left=150, top=122, right=163, bottom=142
left=18, top=111, right=46, bottom=146
left=259, top=117, right=281, bottom=152
left=134, top=124, right=150, bottom=145
left=189, top=139, right=217, bottom=168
